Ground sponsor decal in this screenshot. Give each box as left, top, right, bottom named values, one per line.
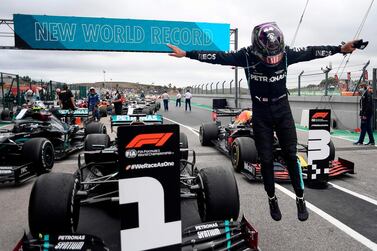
left=195, top=222, right=218, bottom=230
left=315, top=50, right=333, bottom=57
left=197, top=228, right=221, bottom=239
left=249, top=73, right=286, bottom=83
left=58, top=235, right=85, bottom=241
left=292, top=47, right=307, bottom=52
left=198, top=53, right=216, bottom=60
left=126, top=133, right=173, bottom=148
left=312, top=112, right=329, bottom=119
left=55, top=241, right=84, bottom=250
left=0, top=170, right=13, bottom=175
left=125, top=149, right=138, bottom=158
left=125, top=149, right=174, bottom=158
left=126, top=161, right=174, bottom=170
left=20, top=167, right=28, bottom=175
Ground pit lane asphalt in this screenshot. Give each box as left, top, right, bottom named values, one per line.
left=1, top=101, right=376, bottom=250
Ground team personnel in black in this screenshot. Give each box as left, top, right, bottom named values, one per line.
left=167, top=22, right=359, bottom=221
left=59, top=84, right=75, bottom=110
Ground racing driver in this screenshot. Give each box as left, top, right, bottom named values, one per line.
left=167, top=22, right=359, bottom=222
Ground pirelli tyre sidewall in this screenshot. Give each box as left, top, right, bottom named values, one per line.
left=28, top=173, right=80, bottom=238
left=1, top=108, right=11, bottom=121
left=180, top=132, right=189, bottom=162
left=84, top=133, right=111, bottom=164
left=196, top=166, right=240, bottom=222
left=231, top=137, right=258, bottom=172
left=22, top=138, right=55, bottom=174
left=99, top=106, right=107, bottom=117
left=329, top=140, right=335, bottom=161
left=199, top=123, right=218, bottom=146
left=85, top=121, right=107, bottom=135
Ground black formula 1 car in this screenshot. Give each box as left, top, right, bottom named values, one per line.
left=0, top=108, right=106, bottom=184
left=26, top=124, right=247, bottom=250
left=123, top=98, right=160, bottom=115
left=199, top=100, right=354, bottom=187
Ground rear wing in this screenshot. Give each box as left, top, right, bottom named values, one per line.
left=57, top=108, right=89, bottom=118
left=211, top=99, right=248, bottom=121
left=110, top=114, right=163, bottom=131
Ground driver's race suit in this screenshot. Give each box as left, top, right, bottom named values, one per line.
left=186, top=45, right=341, bottom=197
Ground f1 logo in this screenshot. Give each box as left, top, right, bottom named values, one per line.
left=312, top=112, right=329, bottom=119
left=119, top=177, right=181, bottom=250
left=126, top=133, right=173, bottom=148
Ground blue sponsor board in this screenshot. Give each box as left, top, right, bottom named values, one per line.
left=14, top=14, right=230, bottom=52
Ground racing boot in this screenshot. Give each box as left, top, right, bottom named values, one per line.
left=296, top=196, right=309, bottom=221
left=268, top=195, right=282, bottom=221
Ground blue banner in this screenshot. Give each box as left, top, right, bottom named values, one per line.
left=13, top=14, right=230, bottom=52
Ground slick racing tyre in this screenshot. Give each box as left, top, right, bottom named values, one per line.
left=84, top=133, right=111, bottom=164
left=199, top=123, right=218, bottom=146
left=180, top=132, right=189, bottom=161
left=329, top=140, right=335, bottom=161
left=231, top=137, right=258, bottom=172
left=99, top=106, right=107, bottom=117
left=85, top=121, right=107, bottom=135
left=197, top=166, right=240, bottom=222
left=142, top=107, right=153, bottom=115
left=1, top=108, right=11, bottom=121
left=28, top=173, right=80, bottom=238
left=22, top=138, right=54, bottom=175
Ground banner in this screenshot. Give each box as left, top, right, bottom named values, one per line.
left=117, top=124, right=181, bottom=250
left=13, top=14, right=230, bottom=52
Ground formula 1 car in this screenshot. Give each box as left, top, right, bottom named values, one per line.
left=27, top=127, right=241, bottom=246
left=0, top=108, right=106, bottom=184
left=124, top=99, right=159, bottom=115
left=199, top=100, right=354, bottom=186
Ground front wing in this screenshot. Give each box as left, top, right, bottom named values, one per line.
left=0, top=162, right=35, bottom=184
left=242, top=158, right=355, bottom=182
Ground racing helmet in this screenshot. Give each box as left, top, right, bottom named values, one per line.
left=235, top=110, right=253, bottom=124
left=26, top=89, right=33, bottom=96
left=251, top=22, right=285, bottom=66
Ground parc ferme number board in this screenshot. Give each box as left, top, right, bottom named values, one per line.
left=117, top=124, right=181, bottom=251
left=308, top=109, right=331, bottom=181
left=13, top=14, right=230, bottom=52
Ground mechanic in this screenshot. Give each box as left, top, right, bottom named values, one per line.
left=184, top=89, right=192, bottom=111
left=167, top=22, right=359, bottom=222
left=176, top=91, right=182, bottom=107
left=55, top=88, right=61, bottom=106
left=354, top=84, right=375, bottom=145
left=59, top=84, right=75, bottom=110
left=161, top=90, right=170, bottom=111
left=87, top=87, right=100, bottom=121
left=112, top=90, right=123, bottom=115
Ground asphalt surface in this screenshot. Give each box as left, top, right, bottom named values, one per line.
left=1, top=101, right=377, bottom=250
